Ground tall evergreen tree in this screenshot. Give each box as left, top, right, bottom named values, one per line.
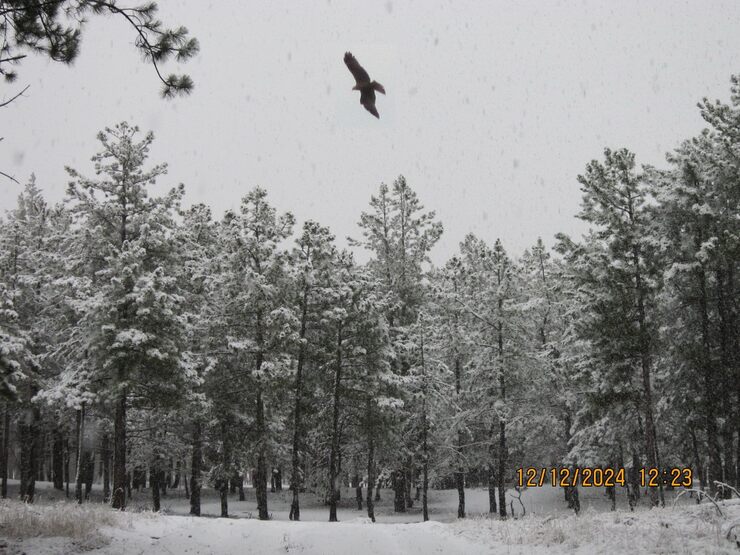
left=352, top=176, right=442, bottom=512
left=214, top=187, right=294, bottom=520
left=571, top=148, right=664, bottom=506
left=63, top=122, right=187, bottom=510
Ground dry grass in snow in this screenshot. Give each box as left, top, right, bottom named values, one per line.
left=449, top=498, right=740, bottom=554
left=0, top=493, right=738, bottom=554
left=0, top=499, right=125, bottom=553
left=0, top=499, right=120, bottom=538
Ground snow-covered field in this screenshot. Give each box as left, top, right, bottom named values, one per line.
left=1, top=481, right=738, bottom=554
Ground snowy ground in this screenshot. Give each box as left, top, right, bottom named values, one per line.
left=1, top=481, right=739, bottom=554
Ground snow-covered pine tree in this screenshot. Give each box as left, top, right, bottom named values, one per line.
left=0, top=178, right=47, bottom=501
left=351, top=176, right=442, bottom=513
left=63, top=122, right=189, bottom=510
left=174, top=204, right=217, bottom=516
left=453, top=235, right=527, bottom=518
left=646, top=105, right=739, bottom=495
left=569, top=148, right=664, bottom=506
left=213, top=187, right=294, bottom=520
left=428, top=255, right=472, bottom=517
left=286, top=221, right=338, bottom=521
left=319, top=251, right=392, bottom=522
left=518, top=241, right=580, bottom=467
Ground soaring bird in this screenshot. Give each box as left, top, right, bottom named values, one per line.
left=344, top=52, right=386, bottom=119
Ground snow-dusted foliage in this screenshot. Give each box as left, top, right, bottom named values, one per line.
left=0, top=75, right=737, bottom=548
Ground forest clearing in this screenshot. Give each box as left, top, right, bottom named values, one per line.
left=1, top=481, right=739, bottom=554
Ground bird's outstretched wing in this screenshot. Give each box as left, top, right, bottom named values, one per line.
left=344, top=52, right=370, bottom=85
left=360, top=88, right=379, bottom=118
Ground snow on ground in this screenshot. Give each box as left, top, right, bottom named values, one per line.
left=1, top=481, right=739, bottom=554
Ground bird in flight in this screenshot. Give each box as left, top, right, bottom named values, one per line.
left=344, top=52, right=386, bottom=119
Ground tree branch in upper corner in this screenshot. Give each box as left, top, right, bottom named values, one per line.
left=0, top=170, right=19, bottom=184
left=0, top=84, right=30, bottom=108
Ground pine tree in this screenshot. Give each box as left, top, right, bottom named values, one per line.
left=0, top=1, right=198, bottom=96
left=429, top=255, right=472, bottom=517
left=0, top=177, right=57, bottom=502
left=174, top=204, right=217, bottom=517
left=352, top=176, right=442, bottom=512
left=63, top=122, right=187, bottom=510
left=570, top=148, right=664, bottom=506
left=214, top=187, right=294, bottom=520
left=286, top=221, right=337, bottom=521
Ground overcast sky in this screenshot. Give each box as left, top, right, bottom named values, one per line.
left=2, top=0, right=740, bottom=263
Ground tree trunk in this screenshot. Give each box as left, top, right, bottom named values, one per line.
left=112, top=386, right=127, bottom=510
left=422, top=451, right=429, bottom=522
left=404, top=457, right=414, bottom=509
left=689, top=425, right=704, bottom=497
left=420, top=329, right=430, bottom=522
left=64, top=435, right=70, bottom=498
left=184, top=460, right=190, bottom=499
left=53, top=428, right=64, bottom=491
left=366, top=399, right=376, bottom=523
left=453, top=351, right=465, bottom=518
left=189, top=420, right=202, bottom=516
left=74, top=406, right=85, bottom=504
left=219, top=420, right=230, bottom=518
left=133, top=466, right=143, bottom=491
left=606, top=462, right=616, bottom=511
left=627, top=452, right=641, bottom=510
left=568, top=476, right=581, bottom=514
left=562, top=410, right=572, bottom=506
left=722, top=430, right=736, bottom=497
left=497, top=418, right=507, bottom=518
left=289, top=284, right=309, bottom=521
left=219, top=478, right=228, bottom=518
left=18, top=422, right=31, bottom=500
left=84, top=451, right=94, bottom=500
left=160, top=467, right=167, bottom=497
left=166, top=459, right=173, bottom=490
left=337, top=450, right=342, bottom=500
left=497, top=317, right=507, bottom=519
left=392, top=469, right=406, bottom=512
left=238, top=474, right=245, bottom=501
left=1, top=403, right=9, bottom=498
left=172, top=460, right=181, bottom=490
left=354, top=473, right=363, bottom=510
left=19, top=399, right=40, bottom=503
left=102, top=434, right=111, bottom=502
left=453, top=467, right=465, bottom=519
left=255, top=386, right=269, bottom=520
left=44, top=434, right=52, bottom=483
left=328, top=324, right=343, bottom=522
left=151, top=459, right=161, bottom=512
left=487, top=459, right=497, bottom=514
left=737, top=389, right=740, bottom=490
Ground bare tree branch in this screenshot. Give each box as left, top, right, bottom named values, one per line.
left=0, top=83, right=29, bottom=107
left=0, top=169, right=19, bottom=184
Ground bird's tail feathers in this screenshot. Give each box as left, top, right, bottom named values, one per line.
left=372, top=81, right=386, bottom=95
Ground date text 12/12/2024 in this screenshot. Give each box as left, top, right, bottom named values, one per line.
left=516, top=467, right=693, bottom=488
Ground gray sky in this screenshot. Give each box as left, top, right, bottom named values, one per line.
left=2, top=0, right=740, bottom=263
